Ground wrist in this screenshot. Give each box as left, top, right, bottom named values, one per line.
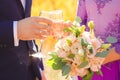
left=103, top=48, right=120, bottom=64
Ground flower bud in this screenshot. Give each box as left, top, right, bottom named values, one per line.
left=88, top=21, right=94, bottom=29
left=88, top=21, right=95, bottom=37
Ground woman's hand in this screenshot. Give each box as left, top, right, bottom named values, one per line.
left=103, top=48, right=120, bottom=64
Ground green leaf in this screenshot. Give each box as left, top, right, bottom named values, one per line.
left=95, top=50, right=110, bottom=57
left=106, top=36, right=118, bottom=43
left=47, top=52, right=67, bottom=70
left=82, top=71, right=94, bottom=80
left=66, top=39, right=72, bottom=46
left=89, top=48, right=93, bottom=54
left=81, top=38, right=88, bottom=47
left=71, top=26, right=81, bottom=37
left=47, top=58, right=55, bottom=66
left=52, top=57, right=66, bottom=70
left=79, top=25, right=86, bottom=33
left=101, top=44, right=111, bottom=49
left=63, top=27, right=73, bottom=32
left=62, top=64, right=71, bottom=76
left=68, top=54, right=75, bottom=59
left=75, top=16, right=82, bottom=23
left=87, top=45, right=93, bottom=54
left=96, top=69, right=103, bottom=76
left=65, top=75, right=69, bottom=79
left=49, top=52, right=58, bottom=57
left=47, top=52, right=58, bottom=66
left=79, top=61, right=88, bottom=68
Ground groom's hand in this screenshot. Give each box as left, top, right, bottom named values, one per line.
left=51, top=20, right=72, bottom=38
left=17, top=17, right=53, bottom=40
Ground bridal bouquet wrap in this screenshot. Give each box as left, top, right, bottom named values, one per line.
left=47, top=17, right=112, bottom=80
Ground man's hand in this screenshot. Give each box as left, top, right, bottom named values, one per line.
left=17, top=17, right=53, bottom=40
left=35, top=71, right=47, bottom=80
left=51, top=20, right=72, bottom=38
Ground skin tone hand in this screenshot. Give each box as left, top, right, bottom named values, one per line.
left=17, top=17, right=53, bottom=40
left=103, top=48, right=120, bottom=64
left=51, top=20, right=72, bottom=38
left=52, top=20, right=72, bottom=30
left=63, top=20, right=72, bottom=27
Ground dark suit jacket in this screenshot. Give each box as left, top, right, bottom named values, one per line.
left=0, top=0, right=43, bottom=80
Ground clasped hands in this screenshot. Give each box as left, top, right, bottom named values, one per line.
left=17, top=16, right=71, bottom=40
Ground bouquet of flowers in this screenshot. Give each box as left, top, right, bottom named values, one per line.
left=47, top=17, right=112, bottom=80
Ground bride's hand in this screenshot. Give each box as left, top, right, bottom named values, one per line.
left=103, top=48, right=120, bottom=64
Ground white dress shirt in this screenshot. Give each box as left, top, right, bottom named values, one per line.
left=13, top=0, right=26, bottom=46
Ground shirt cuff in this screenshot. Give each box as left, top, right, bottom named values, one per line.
left=13, top=21, right=19, bottom=46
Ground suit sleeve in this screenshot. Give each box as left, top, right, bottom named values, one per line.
left=0, top=21, right=14, bottom=48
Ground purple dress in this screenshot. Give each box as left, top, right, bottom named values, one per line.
left=77, top=0, right=120, bottom=80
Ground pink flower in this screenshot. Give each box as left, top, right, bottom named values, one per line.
left=57, top=49, right=68, bottom=58
left=70, top=40, right=81, bottom=54
left=89, top=57, right=105, bottom=72
left=91, top=37, right=102, bottom=50
left=69, top=63, right=88, bottom=77
left=82, top=32, right=102, bottom=58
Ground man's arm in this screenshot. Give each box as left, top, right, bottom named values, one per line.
left=0, top=21, right=14, bottom=48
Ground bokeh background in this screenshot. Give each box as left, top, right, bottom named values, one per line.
left=31, top=0, right=78, bottom=21
left=31, top=0, right=78, bottom=80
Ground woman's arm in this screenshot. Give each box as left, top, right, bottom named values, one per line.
left=103, top=48, right=120, bottom=64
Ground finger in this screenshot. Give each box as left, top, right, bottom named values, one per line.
left=35, top=30, right=50, bottom=39
left=33, top=17, right=53, bottom=25
left=64, top=20, right=72, bottom=27
left=34, top=32, right=46, bottom=39
left=36, top=35, right=46, bottom=40
left=39, top=30, right=50, bottom=35
left=34, top=22, right=51, bottom=30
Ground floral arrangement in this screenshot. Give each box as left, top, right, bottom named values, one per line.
left=47, top=17, right=114, bottom=80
